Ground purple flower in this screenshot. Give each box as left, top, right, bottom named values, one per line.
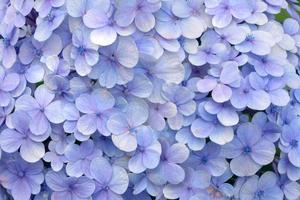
left=4, top=0, right=34, bottom=27
left=278, top=175, right=300, bottom=200
left=107, top=99, right=149, bottom=152
left=197, top=61, right=241, bottom=103
left=43, top=141, right=67, bottom=172
left=206, top=0, right=252, bottom=28
left=189, top=41, right=227, bottom=66
left=0, top=25, right=19, bottom=68
left=221, top=123, right=275, bottom=176
left=280, top=120, right=300, bottom=167
left=204, top=99, right=239, bottom=126
left=162, top=84, right=196, bottom=130
left=252, top=112, right=281, bottom=142
left=18, top=33, right=62, bottom=66
left=191, top=102, right=234, bottom=145
left=239, top=172, right=283, bottom=200
left=115, top=0, right=161, bottom=32
left=70, top=28, right=99, bottom=76
left=188, top=142, right=228, bottom=176
left=0, top=67, right=20, bottom=107
left=128, top=126, right=161, bottom=173
left=206, top=169, right=234, bottom=199
left=235, top=30, right=276, bottom=56
left=45, top=170, right=95, bottom=200
left=34, top=8, right=65, bottom=41
left=230, top=76, right=271, bottom=110
left=64, top=140, right=102, bottom=177
left=175, top=127, right=206, bottom=151
left=0, top=154, right=44, bottom=200
left=83, top=0, right=135, bottom=46
left=0, top=100, right=14, bottom=126
left=15, top=85, right=65, bottom=135
left=148, top=140, right=189, bottom=185
left=278, top=153, right=300, bottom=181
left=163, top=167, right=211, bottom=199
left=34, top=0, right=65, bottom=17
left=89, top=37, right=138, bottom=88
left=75, top=88, right=115, bottom=136
left=90, top=157, right=129, bottom=200
left=0, top=111, right=47, bottom=162
left=172, top=0, right=210, bottom=39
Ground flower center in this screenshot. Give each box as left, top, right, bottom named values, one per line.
left=255, top=190, right=264, bottom=198
left=17, top=171, right=25, bottom=177
left=201, top=156, right=208, bottom=164
left=243, top=88, right=250, bottom=94
left=35, top=49, right=42, bottom=57
left=78, top=46, right=86, bottom=55
left=246, top=34, right=255, bottom=43
left=243, top=146, right=252, bottom=154
left=46, top=13, right=55, bottom=22
left=290, top=139, right=298, bottom=148
left=3, top=38, right=10, bottom=48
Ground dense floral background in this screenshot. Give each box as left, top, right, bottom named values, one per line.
left=1, top=0, right=300, bottom=199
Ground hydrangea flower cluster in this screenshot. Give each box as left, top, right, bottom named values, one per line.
left=1, top=0, right=300, bottom=199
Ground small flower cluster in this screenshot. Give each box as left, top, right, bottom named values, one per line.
left=0, top=0, right=300, bottom=200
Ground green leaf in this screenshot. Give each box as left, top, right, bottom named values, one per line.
left=275, top=9, right=290, bottom=22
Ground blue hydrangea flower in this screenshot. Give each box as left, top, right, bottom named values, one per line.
left=0, top=66, right=20, bottom=107
left=0, top=25, right=19, bottom=68
left=171, top=0, right=210, bottom=39
left=197, top=61, right=241, bottom=103
left=162, top=84, right=196, bottom=130
left=245, top=0, right=268, bottom=25
left=34, top=0, right=65, bottom=17
left=175, top=127, right=206, bottom=151
left=248, top=73, right=290, bottom=107
left=89, top=37, right=138, bottom=88
left=252, top=112, right=281, bottom=142
left=235, top=29, right=276, bottom=56
left=204, top=99, right=239, bottom=126
left=89, top=157, right=129, bottom=200
left=278, top=175, right=300, bottom=200
left=206, top=0, right=252, bottom=28
left=280, top=120, right=300, bottom=167
left=239, top=172, right=283, bottom=200
left=230, top=76, right=271, bottom=110
left=163, top=167, right=211, bottom=200
left=70, top=28, right=99, bottom=76
left=43, top=140, right=67, bottom=172
left=206, top=169, right=234, bottom=199
left=128, top=126, right=161, bottom=173
left=148, top=139, right=190, bottom=185
left=83, top=0, right=135, bottom=46
left=278, top=153, right=300, bottom=181
left=0, top=154, right=44, bottom=200
left=64, top=140, right=102, bottom=177
left=191, top=102, right=234, bottom=145
left=75, top=88, right=115, bottom=136
left=15, top=85, right=65, bottom=135
left=0, top=111, right=47, bottom=162
left=115, top=0, right=161, bottom=32
left=34, top=7, right=65, bottom=41
left=107, top=99, right=149, bottom=152
left=188, top=142, right=228, bottom=177
left=4, top=0, right=34, bottom=27
left=221, top=123, right=275, bottom=176
left=45, top=170, right=95, bottom=200
left=136, top=102, right=166, bottom=133
left=189, top=40, right=227, bottom=66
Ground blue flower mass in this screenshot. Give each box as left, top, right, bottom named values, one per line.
left=1, top=0, right=300, bottom=199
